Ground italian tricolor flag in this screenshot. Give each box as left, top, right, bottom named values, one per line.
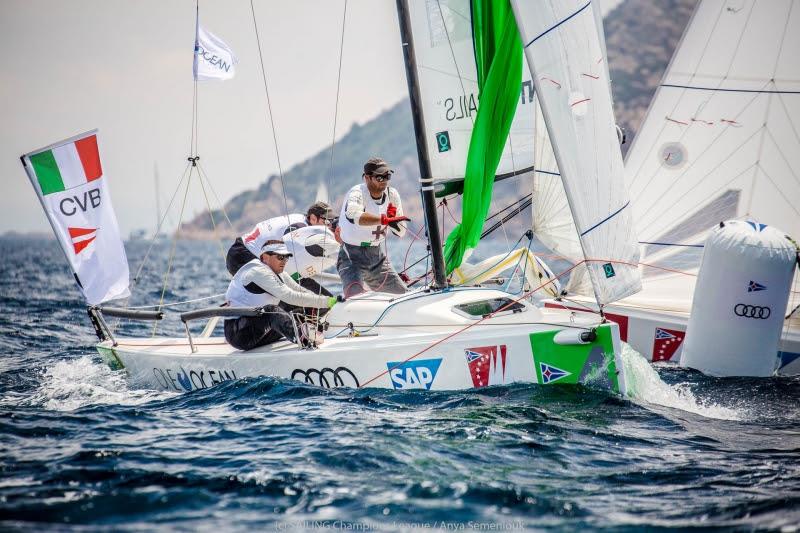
left=22, top=130, right=130, bottom=305
left=29, top=134, right=103, bottom=195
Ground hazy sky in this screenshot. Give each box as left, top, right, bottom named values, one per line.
left=1, top=0, right=622, bottom=236
left=1, top=0, right=412, bottom=235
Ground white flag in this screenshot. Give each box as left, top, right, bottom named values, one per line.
left=193, top=22, right=237, bottom=81
left=21, top=130, right=131, bottom=305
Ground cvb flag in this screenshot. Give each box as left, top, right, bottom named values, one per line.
left=193, top=19, right=237, bottom=81
left=21, top=130, right=130, bottom=305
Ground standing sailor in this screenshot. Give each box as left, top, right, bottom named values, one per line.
left=224, top=243, right=340, bottom=350
left=226, top=201, right=334, bottom=276
left=337, top=157, right=410, bottom=296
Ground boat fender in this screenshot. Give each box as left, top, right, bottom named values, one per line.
left=553, top=328, right=596, bottom=345
left=681, top=220, right=796, bottom=377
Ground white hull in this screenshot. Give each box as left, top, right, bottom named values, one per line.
left=97, top=288, right=629, bottom=394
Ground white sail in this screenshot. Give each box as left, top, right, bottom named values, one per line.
left=511, top=0, right=641, bottom=305
left=406, top=0, right=538, bottom=183
left=626, top=0, right=800, bottom=266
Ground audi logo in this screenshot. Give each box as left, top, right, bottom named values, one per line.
left=733, top=303, right=771, bottom=320
left=291, top=367, right=360, bottom=388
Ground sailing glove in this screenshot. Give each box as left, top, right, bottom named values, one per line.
left=327, top=294, right=345, bottom=308
left=380, top=214, right=410, bottom=226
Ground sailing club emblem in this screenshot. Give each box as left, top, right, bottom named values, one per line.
left=747, top=280, right=766, bottom=292
left=465, top=345, right=507, bottom=388
left=68, top=226, right=97, bottom=255
left=652, top=327, right=684, bottom=362
left=539, top=362, right=570, bottom=384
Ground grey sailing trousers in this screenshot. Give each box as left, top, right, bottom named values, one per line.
left=337, top=243, right=407, bottom=297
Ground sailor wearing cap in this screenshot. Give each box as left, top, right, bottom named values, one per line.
left=337, top=157, right=410, bottom=296
left=225, top=201, right=335, bottom=276
left=224, top=242, right=342, bottom=350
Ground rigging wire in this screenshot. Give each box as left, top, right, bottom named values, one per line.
left=249, top=0, right=292, bottom=234
left=153, top=168, right=194, bottom=336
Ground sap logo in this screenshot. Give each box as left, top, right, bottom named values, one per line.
left=59, top=188, right=101, bottom=216
left=387, top=358, right=442, bottom=390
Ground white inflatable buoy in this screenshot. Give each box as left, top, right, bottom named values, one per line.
left=680, top=220, right=797, bottom=377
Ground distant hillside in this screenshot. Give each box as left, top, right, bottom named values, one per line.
left=606, top=0, right=697, bottom=149
left=181, top=0, right=697, bottom=238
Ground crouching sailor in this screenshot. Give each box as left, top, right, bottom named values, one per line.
left=226, top=201, right=334, bottom=276
left=224, top=243, right=341, bottom=350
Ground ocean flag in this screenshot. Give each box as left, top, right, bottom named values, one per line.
left=193, top=21, right=237, bottom=81
left=21, top=130, right=130, bottom=305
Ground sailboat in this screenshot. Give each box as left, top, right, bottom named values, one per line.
left=542, top=0, right=800, bottom=375
left=30, top=0, right=642, bottom=394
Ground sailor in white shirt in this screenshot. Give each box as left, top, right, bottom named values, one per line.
left=336, top=157, right=410, bottom=296
left=225, top=201, right=334, bottom=276
left=224, top=243, right=342, bottom=350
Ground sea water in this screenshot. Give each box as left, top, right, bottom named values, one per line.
left=1, top=237, right=798, bottom=530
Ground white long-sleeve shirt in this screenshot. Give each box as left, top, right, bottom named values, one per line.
left=226, top=259, right=329, bottom=310
left=339, top=183, right=406, bottom=246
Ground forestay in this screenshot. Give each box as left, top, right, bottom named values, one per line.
left=511, top=0, right=641, bottom=305
left=626, top=0, right=800, bottom=271
left=405, top=0, right=537, bottom=185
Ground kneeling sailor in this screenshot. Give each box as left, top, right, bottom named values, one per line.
left=224, top=243, right=341, bottom=351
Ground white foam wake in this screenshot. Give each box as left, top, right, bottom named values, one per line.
left=620, top=344, right=743, bottom=421
left=29, top=355, right=175, bottom=411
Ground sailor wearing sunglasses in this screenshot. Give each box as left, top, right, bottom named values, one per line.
left=337, top=157, right=410, bottom=296
left=224, top=242, right=342, bottom=350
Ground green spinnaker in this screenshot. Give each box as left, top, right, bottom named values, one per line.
left=443, top=0, right=523, bottom=274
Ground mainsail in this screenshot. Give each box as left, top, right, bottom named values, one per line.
left=626, top=0, right=800, bottom=266
left=511, top=0, right=642, bottom=304
left=405, top=0, right=537, bottom=186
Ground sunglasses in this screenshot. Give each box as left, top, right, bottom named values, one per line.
left=267, top=253, right=291, bottom=261
left=370, top=173, right=391, bottom=182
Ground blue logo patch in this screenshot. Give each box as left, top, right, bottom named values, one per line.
left=654, top=328, right=676, bottom=340
left=747, top=280, right=766, bottom=292
left=746, top=221, right=767, bottom=232
left=539, top=362, right=571, bottom=384
left=176, top=367, right=192, bottom=391
left=387, top=358, right=442, bottom=390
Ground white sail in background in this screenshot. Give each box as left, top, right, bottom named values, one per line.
left=406, top=0, right=538, bottom=183
left=626, top=0, right=800, bottom=271
left=511, top=0, right=641, bottom=305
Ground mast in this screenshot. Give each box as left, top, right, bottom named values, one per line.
left=395, top=0, right=448, bottom=289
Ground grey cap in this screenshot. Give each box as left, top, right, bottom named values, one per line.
left=261, top=242, right=292, bottom=256
left=363, top=157, right=393, bottom=176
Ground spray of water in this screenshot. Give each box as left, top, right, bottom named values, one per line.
left=620, top=344, right=742, bottom=421
left=29, top=355, right=174, bottom=411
